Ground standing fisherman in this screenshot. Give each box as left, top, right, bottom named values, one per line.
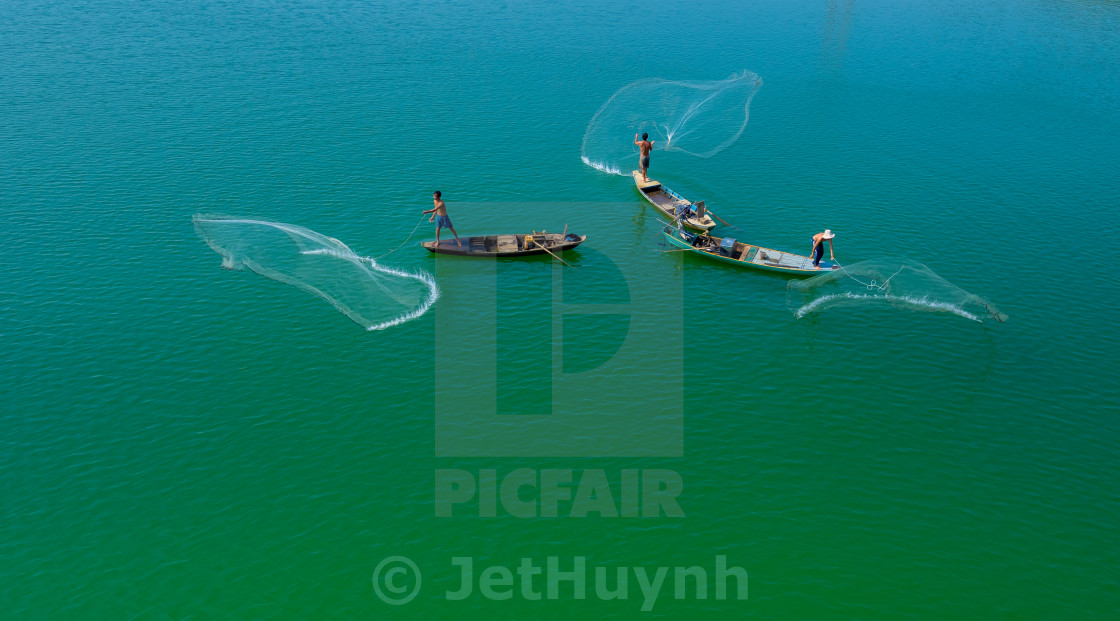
left=634, top=132, right=654, bottom=183
left=810, top=229, right=835, bottom=268
left=422, top=190, right=461, bottom=247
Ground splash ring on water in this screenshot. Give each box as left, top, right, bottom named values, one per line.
left=581, top=70, right=763, bottom=174
left=788, top=259, right=1004, bottom=324
left=193, top=215, right=440, bottom=331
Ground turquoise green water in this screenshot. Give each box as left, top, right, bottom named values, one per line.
left=3, top=0, right=1119, bottom=618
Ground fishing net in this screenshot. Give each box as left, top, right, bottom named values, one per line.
left=580, top=70, right=763, bottom=175
left=787, top=260, right=1007, bottom=324
left=193, top=215, right=439, bottom=331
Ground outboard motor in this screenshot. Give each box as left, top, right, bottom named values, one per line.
left=695, top=200, right=707, bottom=220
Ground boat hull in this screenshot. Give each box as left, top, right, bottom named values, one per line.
left=421, top=233, right=586, bottom=257
left=663, top=227, right=837, bottom=276
left=632, top=171, right=717, bottom=232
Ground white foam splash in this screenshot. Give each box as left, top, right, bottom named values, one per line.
left=364, top=258, right=440, bottom=331
left=580, top=70, right=763, bottom=174
left=794, top=292, right=981, bottom=322
left=195, top=215, right=439, bottom=332
left=580, top=156, right=623, bottom=176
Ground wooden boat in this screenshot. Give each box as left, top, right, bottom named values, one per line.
left=632, top=171, right=717, bottom=232
left=662, top=224, right=838, bottom=276
left=420, top=232, right=586, bottom=257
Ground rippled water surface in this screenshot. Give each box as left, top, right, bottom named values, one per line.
left=3, top=0, right=1119, bottom=618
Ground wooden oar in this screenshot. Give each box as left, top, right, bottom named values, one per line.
left=532, top=240, right=575, bottom=268
left=710, top=212, right=740, bottom=229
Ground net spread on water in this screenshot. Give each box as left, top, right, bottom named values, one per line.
left=193, top=215, right=439, bottom=331
left=581, top=70, right=763, bottom=175
left=787, top=260, right=1007, bottom=324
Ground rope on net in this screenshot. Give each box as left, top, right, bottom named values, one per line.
left=834, top=260, right=907, bottom=292
left=371, top=214, right=429, bottom=261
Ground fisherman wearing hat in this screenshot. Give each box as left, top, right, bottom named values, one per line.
left=810, top=229, right=835, bottom=269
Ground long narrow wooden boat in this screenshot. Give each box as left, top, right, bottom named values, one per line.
left=632, top=171, right=717, bottom=232
left=662, top=224, right=838, bottom=276
left=421, top=232, right=586, bottom=257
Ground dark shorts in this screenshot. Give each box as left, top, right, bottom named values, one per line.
left=436, top=215, right=453, bottom=229
left=640, top=155, right=650, bottom=170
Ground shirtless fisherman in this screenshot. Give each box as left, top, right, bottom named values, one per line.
left=422, top=190, right=461, bottom=247
left=634, top=132, right=654, bottom=183
left=810, top=229, right=835, bottom=269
